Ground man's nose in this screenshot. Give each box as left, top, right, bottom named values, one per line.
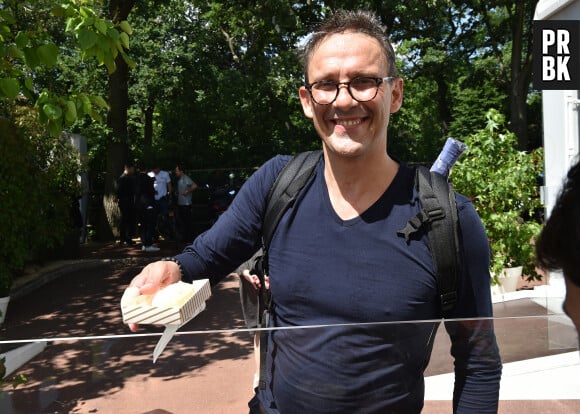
left=334, top=84, right=355, bottom=105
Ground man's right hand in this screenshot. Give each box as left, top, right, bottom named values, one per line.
left=127, top=260, right=182, bottom=332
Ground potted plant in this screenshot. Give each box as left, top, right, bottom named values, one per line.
left=452, top=109, right=543, bottom=289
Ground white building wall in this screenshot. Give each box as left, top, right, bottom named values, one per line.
left=534, top=0, right=580, bottom=215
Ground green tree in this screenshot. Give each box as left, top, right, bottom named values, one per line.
left=134, top=1, right=319, bottom=171
left=469, top=0, right=537, bottom=150
left=0, top=0, right=132, bottom=134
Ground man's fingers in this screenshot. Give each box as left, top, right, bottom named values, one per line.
left=138, top=282, right=159, bottom=295
left=242, top=269, right=260, bottom=289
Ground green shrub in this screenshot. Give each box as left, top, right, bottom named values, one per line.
left=452, top=109, right=543, bottom=284
left=0, top=112, right=80, bottom=296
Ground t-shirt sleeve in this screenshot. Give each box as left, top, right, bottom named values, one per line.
left=445, top=194, right=502, bottom=413
left=451, top=195, right=493, bottom=318
left=174, top=155, right=290, bottom=285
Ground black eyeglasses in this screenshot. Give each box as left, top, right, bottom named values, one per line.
left=305, top=76, right=396, bottom=105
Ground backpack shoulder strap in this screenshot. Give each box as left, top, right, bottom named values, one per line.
left=257, top=150, right=322, bottom=391
left=262, top=150, right=323, bottom=252
left=397, top=166, right=461, bottom=317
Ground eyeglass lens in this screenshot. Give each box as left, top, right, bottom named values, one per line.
left=309, top=77, right=382, bottom=105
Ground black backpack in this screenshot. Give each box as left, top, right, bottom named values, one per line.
left=254, top=150, right=461, bottom=389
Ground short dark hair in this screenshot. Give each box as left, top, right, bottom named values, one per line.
left=300, top=9, right=398, bottom=83
left=536, top=160, right=580, bottom=287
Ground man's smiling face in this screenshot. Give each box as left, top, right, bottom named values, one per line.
left=299, top=31, right=403, bottom=159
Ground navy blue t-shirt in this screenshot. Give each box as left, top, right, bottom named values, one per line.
left=176, top=155, right=502, bottom=413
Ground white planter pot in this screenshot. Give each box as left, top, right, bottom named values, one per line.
left=1, top=342, right=47, bottom=379
left=499, top=266, right=523, bottom=293
left=491, top=266, right=524, bottom=296
left=0, top=295, right=9, bottom=326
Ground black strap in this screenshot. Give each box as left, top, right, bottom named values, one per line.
left=258, top=307, right=270, bottom=391
left=262, top=150, right=323, bottom=252
left=258, top=150, right=322, bottom=390
left=258, top=149, right=322, bottom=314
left=397, top=166, right=461, bottom=317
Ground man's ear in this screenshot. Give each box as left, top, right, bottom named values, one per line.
left=389, top=78, right=404, bottom=114
left=299, top=86, right=314, bottom=119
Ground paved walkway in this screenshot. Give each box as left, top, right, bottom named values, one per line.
left=0, top=240, right=578, bottom=413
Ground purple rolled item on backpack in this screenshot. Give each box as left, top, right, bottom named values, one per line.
left=430, top=137, right=468, bottom=178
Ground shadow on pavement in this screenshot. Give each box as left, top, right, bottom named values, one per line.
left=0, top=243, right=253, bottom=413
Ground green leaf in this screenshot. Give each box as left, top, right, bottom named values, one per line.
left=51, top=5, right=67, bottom=19
left=65, top=17, right=79, bottom=33
left=0, top=10, right=16, bottom=25
left=119, top=20, right=133, bottom=35
left=0, top=25, right=10, bottom=38
left=124, top=54, right=136, bottom=69
left=0, top=77, right=19, bottom=99
left=23, top=47, right=40, bottom=68
left=91, top=95, right=109, bottom=109
left=94, top=19, right=108, bottom=35
left=104, top=57, right=116, bottom=74
left=77, top=28, right=98, bottom=50
left=95, top=47, right=104, bottom=64
left=21, top=78, right=34, bottom=100
left=14, top=31, right=28, bottom=49
left=8, top=44, right=24, bottom=60
left=37, top=43, right=58, bottom=67
left=106, top=27, right=119, bottom=41
left=90, top=109, right=103, bottom=122
left=65, top=100, right=77, bottom=123
left=80, top=95, right=92, bottom=114
left=74, top=16, right=94, bottom=31
left=79, top=6, right=94, bottom=19
left=119, top=32, right=130, bottom=50
left=47, top=119, right=62, bottom=137
left=42, top=103, right=63, bottom=121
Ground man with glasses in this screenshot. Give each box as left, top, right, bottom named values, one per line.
left=128, top=10, right=501, bottom=413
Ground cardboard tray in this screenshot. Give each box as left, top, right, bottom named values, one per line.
left=122, top=279, right=211, bottom=326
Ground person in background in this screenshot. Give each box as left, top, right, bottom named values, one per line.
left=136, top=163, right=160, bottom=252
left=149, top=163, right=173, bottom=240
left=174, top=164, right=198, bottom=242
left=536, top=160, right=580, bottom=336
left=127, top=10, right=501, bottom=413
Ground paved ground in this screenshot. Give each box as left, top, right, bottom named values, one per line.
left=0, top=240, right=578, bottom=413
left=1, top=240, right=256, bottom=413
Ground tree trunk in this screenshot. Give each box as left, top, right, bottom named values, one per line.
left=143, top=94, right=155, bottom=149
left=436, top=77, right=452, bottom=137
left=510, top=0, right=533, bottom=150
left=511, top=75, right=529, bottom=151
left=97, top=0, right=136, bottom=240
